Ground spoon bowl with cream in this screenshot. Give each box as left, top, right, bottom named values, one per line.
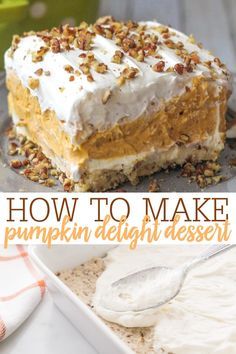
left=101, top=244, right=234, bottom=313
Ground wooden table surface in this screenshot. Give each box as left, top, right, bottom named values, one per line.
left=99, top=0, right=236, bottom=72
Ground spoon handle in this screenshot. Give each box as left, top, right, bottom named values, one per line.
left=185, top=244, right=235, bottom=271
left=198, top=244, right=234, bottom=259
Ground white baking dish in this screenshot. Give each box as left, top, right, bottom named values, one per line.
left=29, top=245, right=133, bottom=354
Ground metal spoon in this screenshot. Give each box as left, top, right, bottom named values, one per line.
left=104, top=245, right=234, bottom=313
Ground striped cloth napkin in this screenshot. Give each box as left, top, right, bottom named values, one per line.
left=0, top=245, right=45, bottom=341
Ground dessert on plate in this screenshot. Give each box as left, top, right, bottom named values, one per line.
left=4, top=16, right=232, bottom=191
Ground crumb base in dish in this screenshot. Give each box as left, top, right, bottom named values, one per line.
left=7, top=72, right=227, bottom=191
left=57, top=258, right=155, bottom=354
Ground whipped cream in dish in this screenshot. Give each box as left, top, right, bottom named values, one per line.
left=4, top=21, right=231, bottom=145
left=93, top=246, right=236, bottom=354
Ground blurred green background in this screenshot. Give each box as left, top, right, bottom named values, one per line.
left=1, top=0, right=236, bottom=71
left=0, top=0, right=99, bottom=68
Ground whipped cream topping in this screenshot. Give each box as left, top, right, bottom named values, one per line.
left=93, top=246, right=236, bottom=354
left=4, top=20, right=231, bottom=145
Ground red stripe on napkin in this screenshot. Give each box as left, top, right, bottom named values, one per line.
left=0, top=246, right=46, bottom=341
left=0, top=317, right=6, bottom=341
left=17, top=246, right=46, bottom=298
left=0, top=282, right=44, bottom=301
left=0, top=253, right=28, bottom=261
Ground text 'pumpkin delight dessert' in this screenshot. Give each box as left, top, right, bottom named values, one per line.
left=4, top=16, right=232, bottom=191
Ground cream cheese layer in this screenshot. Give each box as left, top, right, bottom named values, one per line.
left=4, top=20, right=231, bottom=145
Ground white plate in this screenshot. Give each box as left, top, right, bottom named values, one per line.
left=29, top=245, right=133, bottom=354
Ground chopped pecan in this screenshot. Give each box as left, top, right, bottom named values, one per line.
left=51, top=38, right=61, bottom=53
left=148, top=179, right=160, bottom=192
left=112, top=50, right=124, bottom=64
left=122, top=66, right=139, bottom=79
left=102, top=90, right=112, bottom=104
left=174, top=63, right=185, bottom=75
left=28, top=77, right=39, bottom=89
left=34, top=68, right=43, bottom=76
left=10, top=160, right=22, bottom=169
left=153, top=61, right=165, bottom=72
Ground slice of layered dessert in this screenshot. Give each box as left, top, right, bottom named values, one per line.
left=4, top=16, right=232, bottom=191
